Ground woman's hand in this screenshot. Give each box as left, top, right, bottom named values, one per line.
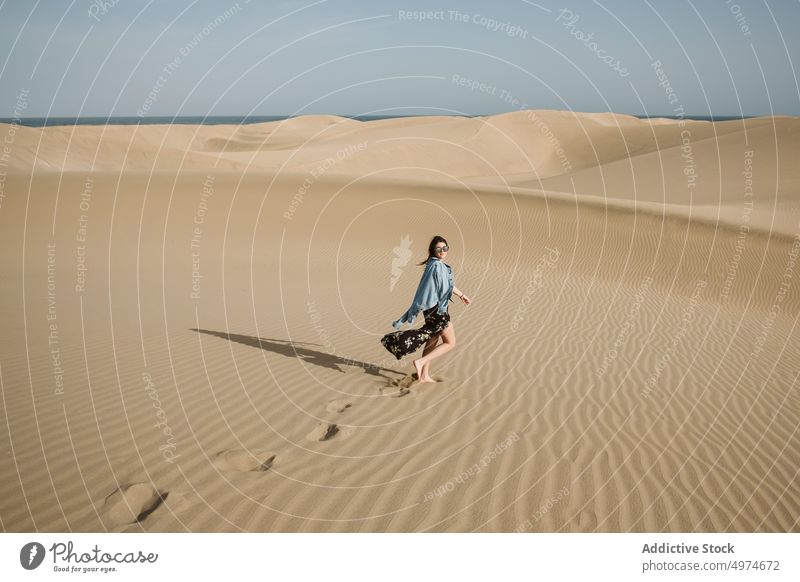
left=460, top=294, right=471, bottom=305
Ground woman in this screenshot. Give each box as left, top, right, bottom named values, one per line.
left=380, top=236, right=471, bottom=383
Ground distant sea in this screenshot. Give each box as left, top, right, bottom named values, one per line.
left=0, top=114, right=754, bottom=127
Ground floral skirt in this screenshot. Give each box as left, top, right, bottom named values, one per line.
left=380, top=305, right=450, bottom=361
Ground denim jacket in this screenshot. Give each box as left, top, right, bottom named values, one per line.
left=392, top=257, right=454, bottom=329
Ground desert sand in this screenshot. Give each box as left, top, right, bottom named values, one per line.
left=0, top=110, right=798, bottom=532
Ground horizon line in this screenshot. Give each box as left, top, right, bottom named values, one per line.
left=3, top=111, right=794, bottom=120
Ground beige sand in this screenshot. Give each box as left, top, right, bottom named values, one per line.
left=0, top=110, right=798, bottom=532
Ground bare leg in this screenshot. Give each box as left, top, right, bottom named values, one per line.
left=420, top=336, right=439, bottom=381
left=413, top=325, right=455, bottom=382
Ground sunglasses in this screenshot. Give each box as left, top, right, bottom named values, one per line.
left=434, top=245, right=449, bottom=253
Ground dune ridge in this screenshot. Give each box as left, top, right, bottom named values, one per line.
left=4, top=110, right=798, bottom=236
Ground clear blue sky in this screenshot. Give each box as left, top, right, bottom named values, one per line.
left=1, top=0, right=798, bottom=117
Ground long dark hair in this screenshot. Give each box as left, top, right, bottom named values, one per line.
left=416, top=235, right=448, bottom=266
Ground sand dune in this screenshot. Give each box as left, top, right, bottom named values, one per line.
left=0, top=111, right=798, bottom=532
left=6, top=110, right=798, bottom=235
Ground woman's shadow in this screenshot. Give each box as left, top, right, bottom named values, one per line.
left=189, top=328, right=402, bottom=384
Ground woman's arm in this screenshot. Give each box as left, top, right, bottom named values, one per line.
left=453, top=286, right=471, bottom=305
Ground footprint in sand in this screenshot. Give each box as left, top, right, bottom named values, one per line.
left=212, top=449, right=276, bottom=472
left=326, top=399, right=352, bottom=413
left=382, top=373, right=418, bottom=395
left=392, top=374, right=416, bottom=389
left=306, top=422, right=338, bottom=441
left=388, top=373, right=445, bottom=390
left=101, top=482, right=165, bottom=526
left=380, top=384, right=411, bottom=398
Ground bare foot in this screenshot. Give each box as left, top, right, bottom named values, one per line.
left=412, top=358, right=426, bottom=381
left=420, top=374, right=436, bottom=383
left=421, top=364, right=431, bottom=381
